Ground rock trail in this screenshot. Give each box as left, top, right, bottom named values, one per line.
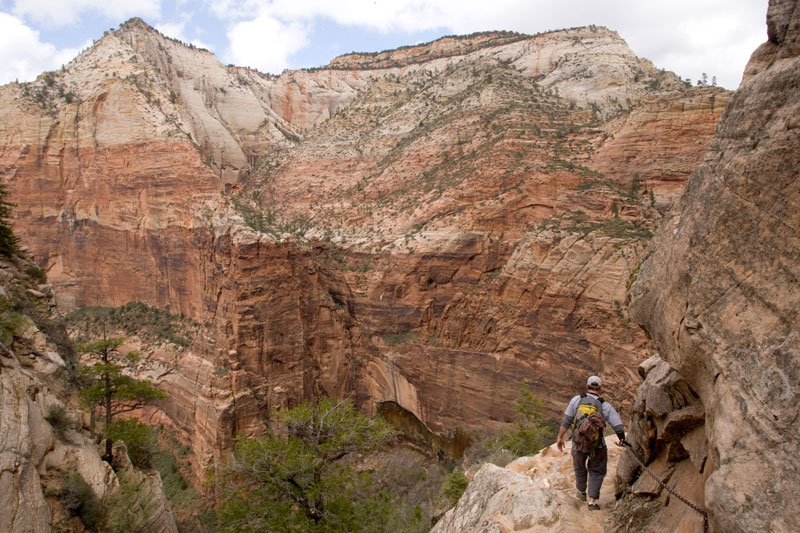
left=433, top=436, right=623, bottom=532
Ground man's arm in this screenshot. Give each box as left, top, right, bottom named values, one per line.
left=556, top=425, right=569, bottom=452
left=602, top=401, right=626, bottom=444
left=556, top=396, right=579, bottom=452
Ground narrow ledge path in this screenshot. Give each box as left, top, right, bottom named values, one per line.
left=432, top=435, right=623, bottom=532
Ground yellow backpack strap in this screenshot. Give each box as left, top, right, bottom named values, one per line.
left=573, top=394, right=594, bottom=429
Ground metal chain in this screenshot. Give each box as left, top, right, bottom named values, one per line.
left=623, top=443, right=709, bottom=533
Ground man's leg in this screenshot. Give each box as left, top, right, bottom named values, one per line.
left=586, top=446, right=608, bottom=500
left=572, top=449, right=588, bottom=494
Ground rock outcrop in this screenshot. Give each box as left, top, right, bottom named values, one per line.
left=432, top=436, right=624, bottom=533
left=0, top=252, right=177, bottom=532
left=1, top=19, right=729, bottom=480
left=624, top=1, right=800, bottom=531
left=611, top=355, right=707, bottom=532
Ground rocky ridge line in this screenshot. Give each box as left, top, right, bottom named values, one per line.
left=432, top=436, right=624, bottom=532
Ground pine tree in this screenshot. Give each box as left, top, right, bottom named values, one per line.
left=78, top=338, right=166, bottom=462
left=0, top=183, right=18, bottom=257
left=497, top=383, right=555, bottom=457
left=219, top=397, right=395, bottom=532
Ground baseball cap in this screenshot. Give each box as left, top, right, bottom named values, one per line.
left=587, top=375, right=602, bottom=387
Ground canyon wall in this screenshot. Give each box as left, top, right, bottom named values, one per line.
left=0, top=19, right=729, bottom=478
left=620, top=0, right=800, bottom=531
left=0, top=252, right=177, bottom=532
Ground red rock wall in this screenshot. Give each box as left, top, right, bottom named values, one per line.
left=0, top=21, right=732, bottom=482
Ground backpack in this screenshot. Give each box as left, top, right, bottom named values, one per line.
left=572, top=394, right=606, bottom=453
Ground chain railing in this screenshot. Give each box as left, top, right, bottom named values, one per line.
left=623, top=442, right=709, bottom=533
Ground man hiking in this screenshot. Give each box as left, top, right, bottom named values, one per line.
left=556, top=375, right=625, bottom=510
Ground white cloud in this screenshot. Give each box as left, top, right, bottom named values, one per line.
left=0, top=13, right=83, bottom=84
left=226, top=13, right=308, bottom=73
left=208, top=0, right=452, bottom=31
left=1, top=0, right=767, bottom=89
left=209, top=0, right=766, bottom=88
left=13, top=0, right=161, bottom=28
left=209, top=0, right=252, bottom=21
left=260, top=0, right=449, bottom=33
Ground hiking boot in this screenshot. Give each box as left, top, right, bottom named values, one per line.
left=577, top=491, right=586, bottom=501
left=588, top=503, right=601, bottom=511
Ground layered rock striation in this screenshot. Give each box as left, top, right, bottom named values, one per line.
left=1, top=19, right=729, bottom=479
left=623, top=0, right=800, bottom=531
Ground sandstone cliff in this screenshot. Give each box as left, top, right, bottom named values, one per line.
left=0, top=19, right=729, bottom=481
left=0, top=251, right=177, bottom=532
left=619, top=0, right=800, bottom=531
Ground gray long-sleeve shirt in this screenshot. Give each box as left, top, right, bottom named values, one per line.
left=560, top=393, right=624, bottom=446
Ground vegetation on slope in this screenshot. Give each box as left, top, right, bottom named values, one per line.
left=65, top=301, right=199, bottom=348
left=217, top=397, right=399, bottom=532
left=231, top=55, right=662, bottom=253
left=210, top=387, right=555, bottom=532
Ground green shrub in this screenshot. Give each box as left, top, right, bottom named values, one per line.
left=25, top=265, right=47, bottom=284
left=34, top=315, right=78, bottom=370
left=382, top=331, right=420, bottom=346
left=59, top=473, right=102, bottom=529
left=45, top=405, right=74, bottom=439
left=465, top=439, right=516, bottom=468
left=153, top=448, right=191, bottom=505
left=104, top=473, right=152, bottom=533
left=496, top=384, right=556, bottom=457
left=0, top=183, right=18, bottom=257
left=463, top=431, right=501, bottom=466
left=601, top=217, right=653, bottom=240
left=0, top=311, right=26, bottom=345
left=150, top=429, right=217, bottom=531
left=65, top=302, right=197, bottom=348
left=106, top=419, right=157, bottom=469
left=366, top=444, right=450, bottom=532
left=440, top=469, right=468, bottom=508
left=464, top=385, right=555, bottom=468
left=218, top=397, right=395, bottom=532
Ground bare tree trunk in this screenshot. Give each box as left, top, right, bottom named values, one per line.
left=102, top=346, right=113, bottom=463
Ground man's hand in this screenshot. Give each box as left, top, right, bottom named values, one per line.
left=555, top=426, right=569, bottom=453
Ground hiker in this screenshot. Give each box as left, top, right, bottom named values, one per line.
left=555, top=375, right=625, bottom=511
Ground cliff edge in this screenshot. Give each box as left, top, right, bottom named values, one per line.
left=623, top=0, right=800, bottom=531
left=434, top=1, right=799, bottom=531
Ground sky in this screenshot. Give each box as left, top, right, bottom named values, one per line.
left=0, top=0, right=768, bottom=89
